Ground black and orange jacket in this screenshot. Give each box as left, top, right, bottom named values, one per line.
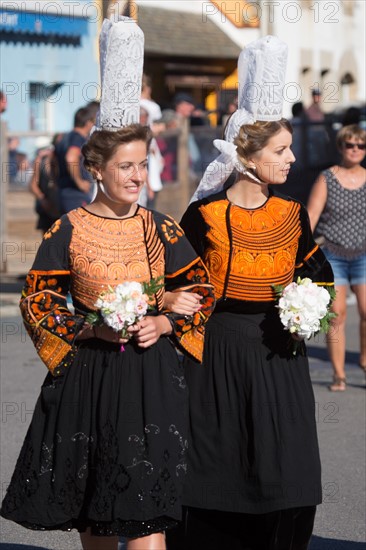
left=20, top=207, right=215, bottom=376
left=181, top=190, right=334, bottom=314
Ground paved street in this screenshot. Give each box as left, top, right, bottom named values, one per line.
left=0, top=287, right=365, bottom=549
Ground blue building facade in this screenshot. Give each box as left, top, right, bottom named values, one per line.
left=0, top=2, right=100, bottom=137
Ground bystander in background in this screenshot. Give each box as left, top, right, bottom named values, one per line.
left=54, top=106, right=96, bottom=214
left=29, top=134, right=63, bottom=233
left=173, top=93, right=201, bottom=177
left=12, top=152, right=32, bottom=188
left=0, top=89, right=7, bottom=114
left=155, top=109, right=180, bottom=183
left=307, top=124, right=366, bottom=391
left=305, top=88, right=331, bottom=172
left=139, top=100, right=164, bottom=209
left=141, top=74, right=162, bottom=123
left=221, top=98, right=238, bottom=128
left=305, top=88, right=324, bottom=122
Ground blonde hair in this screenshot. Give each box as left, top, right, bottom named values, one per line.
left=336, top=124, right=366, bottom=150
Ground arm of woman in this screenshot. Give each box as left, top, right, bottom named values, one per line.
left=154, top=212, right=215, bottom=362
left=307, top=172, right=328, bottom=232
left=163, top=290, right=202, bottom=315
left=29, top=155, right=44, bottom=200
left=20, top=217, right=86, bottom=377
left=162, top=200, right=208, bottom=315
left=294, top=204, right=334, bottom=287
left=127, top=315, right=172, bottom=348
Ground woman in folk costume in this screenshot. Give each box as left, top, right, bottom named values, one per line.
left=165, top=37, right=334, bottom=549
left=0, top=17, right=214, bottom=550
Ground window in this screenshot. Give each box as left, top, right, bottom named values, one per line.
left=29, top=82, right=63, bottom=131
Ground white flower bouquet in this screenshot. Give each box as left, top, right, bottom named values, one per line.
left=86, top=277, right=164, bottom=348
left=273, top=277, right=336, bottom=353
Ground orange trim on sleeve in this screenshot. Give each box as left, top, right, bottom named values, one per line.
left=304, top=244, right=319, bottom=262
left=165, top=257, right=200, bottom=279
left=29, top=270, right=71, bottom=276
left=295, top=244, right=320, bottom=269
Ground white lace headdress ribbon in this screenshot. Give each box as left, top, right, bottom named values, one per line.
left=94, top=15, right=144, bottom=132
left=190, top=131, right=263, bottom=202
left=191, top=35, right=288, bottom=203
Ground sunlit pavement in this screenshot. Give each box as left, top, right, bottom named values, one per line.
left=0, top=293, right=364, bottom=549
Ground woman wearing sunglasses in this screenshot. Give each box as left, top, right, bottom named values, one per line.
left=307, top=124, right=366, bottom=391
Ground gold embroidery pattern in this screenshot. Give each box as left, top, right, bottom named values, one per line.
left=68, top=209, right=165, bottom=311
left=20, top=271, right=82, bottom=376
left=144, top=210, right=165, bottom=310
left=161, top=217, right=184, bottom=245
left=200, top=197, right=302, bottom=301
left=35, top=330, right=72, bottom=375
left=43, top=218, right=61, bottom=240
left=168, top=281, right=215, bottom=363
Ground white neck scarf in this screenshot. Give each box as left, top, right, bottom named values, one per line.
left=190, top=111, right=263, bottom=203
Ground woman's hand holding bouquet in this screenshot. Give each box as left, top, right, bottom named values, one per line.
left=273, top=277, right=336, bottom=354
left=85, top=278, right=166, bottom=350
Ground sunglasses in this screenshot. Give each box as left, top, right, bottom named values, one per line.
left=344, top=142, right=366, bottom=150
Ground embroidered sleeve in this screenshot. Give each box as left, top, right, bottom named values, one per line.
left=294, top=205, right=334, bottom=287
left=154, top=212, right=215, bottom=363
left=180, top=200, right=207, bottom=257
left=20, top=217, right=85, bottom=377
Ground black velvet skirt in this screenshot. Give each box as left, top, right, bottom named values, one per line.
left=1, top=337, right=188, bottom=537
left=183, top=309, right=322, bottom=514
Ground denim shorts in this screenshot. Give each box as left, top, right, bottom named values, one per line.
left=323, top=248, right=366, bottom=286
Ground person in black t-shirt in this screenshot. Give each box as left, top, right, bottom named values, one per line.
left=55, top=107, right=96, bottom=214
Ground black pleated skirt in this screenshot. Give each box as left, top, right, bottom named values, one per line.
left=183, top=309, right=322, bottom=514
left=1, top=337, right=188, bottom=537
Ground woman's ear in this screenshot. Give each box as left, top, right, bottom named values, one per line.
left=92, top=167, right=102, bottom=181
left=246, top=158, right=257, bottom=171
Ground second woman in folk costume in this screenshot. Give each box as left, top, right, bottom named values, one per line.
left=0, top=17, right=214, bottom=550
left=166, top=36, right=334, bottom=549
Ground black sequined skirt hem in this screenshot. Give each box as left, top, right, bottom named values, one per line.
left=3, top=514, right=177, bottom=538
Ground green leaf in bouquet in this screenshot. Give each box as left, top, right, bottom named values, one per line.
left=327, top=286, right=336, bottom=302
left=319, top=311, right=337, bottom=334
left=120, top=326, right=130, bottom=339
left=286, top=335, right=305, bottom=356
left=85, top=311, right=103, bottom=326
left=142, top=275, right=165, bottom=296
left=272, top=284, right=284, bottom=298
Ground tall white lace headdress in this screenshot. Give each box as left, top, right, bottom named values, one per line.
left=191, top=35, right=288, bottom=203
left=94, top=14, right=144, bottom=131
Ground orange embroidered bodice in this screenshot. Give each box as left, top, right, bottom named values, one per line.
left=200, top=197, right=301, bottom=302
left=67, top=208, right=165, bottom=311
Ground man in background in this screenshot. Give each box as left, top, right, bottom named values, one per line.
left=305, top=88, right=325, bottom=122
left=141, top=74, right=162, bottom=123
left=54, top=106, right=96, bottom=214
left=173, top=93, right=201, bottom=177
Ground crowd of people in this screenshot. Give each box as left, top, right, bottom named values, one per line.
left=0, top=18, right=365, bottom=550
left=3, top=81, right=364, bottom=221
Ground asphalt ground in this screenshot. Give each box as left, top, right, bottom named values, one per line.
left=0, top=283, right=365, bottom=549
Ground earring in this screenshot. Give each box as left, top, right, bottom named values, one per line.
left=252, top=166, right=256, bottom=171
